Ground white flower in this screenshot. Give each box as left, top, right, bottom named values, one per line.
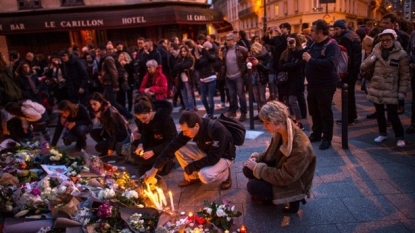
left=226, top=217, right=231, bottom=222
left=122, top=190, right=139, bottom=199
left=231, top=205, right=235, bottom=212
left=71, top=171, right=77, bottom=176
left=71, top=162, right=78, bottom=168
left=98, top=188, right=116, bottom=199
left=216, top=208, right=227, bottom=217
left=57, top=185, right=67, bottom=194
left=205, top=207, right=212, bottom=215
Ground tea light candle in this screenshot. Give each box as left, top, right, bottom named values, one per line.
left=188, top=212, right=194, bottom=222
left=169, top=191, right=175, bottom=211
left=240, top=225, right=247, bottom=233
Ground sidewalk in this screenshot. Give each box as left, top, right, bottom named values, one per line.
left=55, top=86, right=415, bottom=232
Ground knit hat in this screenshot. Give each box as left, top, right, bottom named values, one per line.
left=333, top=19, right=347, bottom=30
left=378, top=29, right=397, bottom=40
left=202, top=41, right=213, bottom=49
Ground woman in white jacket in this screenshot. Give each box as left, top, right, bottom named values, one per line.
left=4, top=99, right=50, bottom=142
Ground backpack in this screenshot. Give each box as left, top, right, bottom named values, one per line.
left=208, top=114, right=246, bottom=146
left=321, top=38, right=348, bottom=79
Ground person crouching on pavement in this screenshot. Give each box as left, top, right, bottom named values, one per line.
left=132, top=94, right=177, bottom=177
left=144, top=111, right=234, bottom=190
left=243, top=101, right=316, bottom=213
left=51, top=100, right=93, bottom=150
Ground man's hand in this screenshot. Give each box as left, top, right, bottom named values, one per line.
left=144, top=167, right=158, bottom=181
left=302, top=52, right=311, bottom=62
left=107, top=149, right=114, bottom=156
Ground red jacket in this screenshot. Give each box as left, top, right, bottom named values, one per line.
left=139, top=66, right=168, bottom=100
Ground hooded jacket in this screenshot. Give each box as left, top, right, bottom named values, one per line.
left=360, top=41, right=410, bottom=105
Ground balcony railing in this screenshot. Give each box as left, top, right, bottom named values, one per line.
left=238, top=6, right=257, bottom=19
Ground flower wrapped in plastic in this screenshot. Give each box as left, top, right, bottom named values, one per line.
left=197, top=200, right=242, bottom=231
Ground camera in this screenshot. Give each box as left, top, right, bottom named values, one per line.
left=288, top=39, right=295, bottom=45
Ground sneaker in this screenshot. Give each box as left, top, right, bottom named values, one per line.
left=397, top=140, right=406, bottom=147
left=295, top=122, right=304, bottom=130
left=374, top=135, right=387, bottom=142
left=406, top=124, right=415, bottom=134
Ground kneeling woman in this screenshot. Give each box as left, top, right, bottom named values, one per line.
left=243, top=101, right=316, bottom=213
left=51, top=100, right=93, bottom=150
left=133, top=95, right=177, bottom=176
left=89, top=92, right=130, bottom=157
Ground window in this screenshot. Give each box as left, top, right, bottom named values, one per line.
left=62, top=0, right=84, bottom=6
left=275, top=5, right=279, bottom=18
left=17, top=0, right=41, bottom=9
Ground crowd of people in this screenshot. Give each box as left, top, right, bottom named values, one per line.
left=0, top=12, right=414, bottom=213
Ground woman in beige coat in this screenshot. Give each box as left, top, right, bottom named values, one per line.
left=360, top=29, right=410, bottom=147
left=243, top=101, right=316, bottom=213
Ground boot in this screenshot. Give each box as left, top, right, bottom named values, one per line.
left=220, top=168, right=232, bottom=190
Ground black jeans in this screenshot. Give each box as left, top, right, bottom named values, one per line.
left=103, top=85, right=133, bottom=120
left=374, top=103, right=404, bottom=139
left=307, top=86, right=336, bottom=141
left=243, top=166, right=273, bottom=199
left=90, top=128, right=127, bottom=155
left=63, top=124, right=93, bottom=148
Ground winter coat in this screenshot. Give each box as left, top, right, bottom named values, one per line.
left=61, top=55, right=88, bottom=90
left=16, top=72, right=41, bottom=103
left=139, top=66, right=168, bottom=100
left=249, top=47, right=271, bottom=85
left=251, top=120, right=316, bottom=204
left=195, top=48, right=217, bottom=79
left=51, top=104, right=93, bottom=146
left=0, top=67, right=22, bottom=106
left=279, top=49, right=306, bottom=96
left=18, top=99, right=46, bottom=131
left=223, top=45, right=249, bottom=78
left=99, top=54, right=119, bottom=88
left=135, top=100, right=177, bottom=155
left=360, top=41, right=410, bottom=105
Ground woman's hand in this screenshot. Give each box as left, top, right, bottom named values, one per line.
left=107, top=149, right=114, bottom=156
left=141, top=150, right=154, bottom=160
left=135, top=144, right=144, bottom=156
left=244, top=159, right=257, bottom=170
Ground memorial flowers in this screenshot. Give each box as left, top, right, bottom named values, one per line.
left=197, top=200, right=242, bottom=231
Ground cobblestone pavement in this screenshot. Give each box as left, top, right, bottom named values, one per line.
left=54, top=85, right=415, bottom=233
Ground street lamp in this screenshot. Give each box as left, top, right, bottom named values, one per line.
left=263, top=0, right=267, bottom=33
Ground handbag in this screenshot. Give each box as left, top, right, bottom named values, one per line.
left=276, top=72, right=289, bottom=85
left=180, top=71, right=189, bottom=82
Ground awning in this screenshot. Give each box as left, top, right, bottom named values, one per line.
left=0, top=6, right=224, bottom=34
left=212, top=20, right=233, bottom=33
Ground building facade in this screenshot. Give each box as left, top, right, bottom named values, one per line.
left=0, top=0, right=229, bottom=56
left=214, top=0, right=379, bottom=40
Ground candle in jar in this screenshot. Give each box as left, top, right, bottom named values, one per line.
left=188, top=212, right=194, bottom=222
left=240, top=225, right=247, bottom=233
left=168, top=191, right=175, bottom=211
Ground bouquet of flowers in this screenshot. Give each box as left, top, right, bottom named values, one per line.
left=128, top=212, right=158, bottom=232
left=197, top=200, right=242, bottom=231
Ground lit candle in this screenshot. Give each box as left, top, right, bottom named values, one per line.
left=156, top=187, right=167, bottom=206
left=188, top=212, right=194, bottom=222
left=194, top=229, right=200, bottom=233
left=169, top=191, right=175, bottom=211
left=240, top=225, right=247, bottom=233
left=224, top=231, right=229, bottom=233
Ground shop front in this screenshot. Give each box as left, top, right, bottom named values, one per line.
left=0, top=4, right=231, bottom=55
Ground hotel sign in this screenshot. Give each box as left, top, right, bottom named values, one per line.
left=0, top=6, right=221, bottom=34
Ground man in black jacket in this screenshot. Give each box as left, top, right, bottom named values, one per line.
left=144, top=111, right=235, bottom=190
left=60, top=49, right=89, bottom=106
left=333, top=19, right=362, bottom=125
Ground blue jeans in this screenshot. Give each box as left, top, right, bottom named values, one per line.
left=200, top=80, right=217, bottom=116
left=226, top=77, right=247, bottom=114
left=252, top=80, right=267, bottom=112
left=180, top=81, right=194, bottom=110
